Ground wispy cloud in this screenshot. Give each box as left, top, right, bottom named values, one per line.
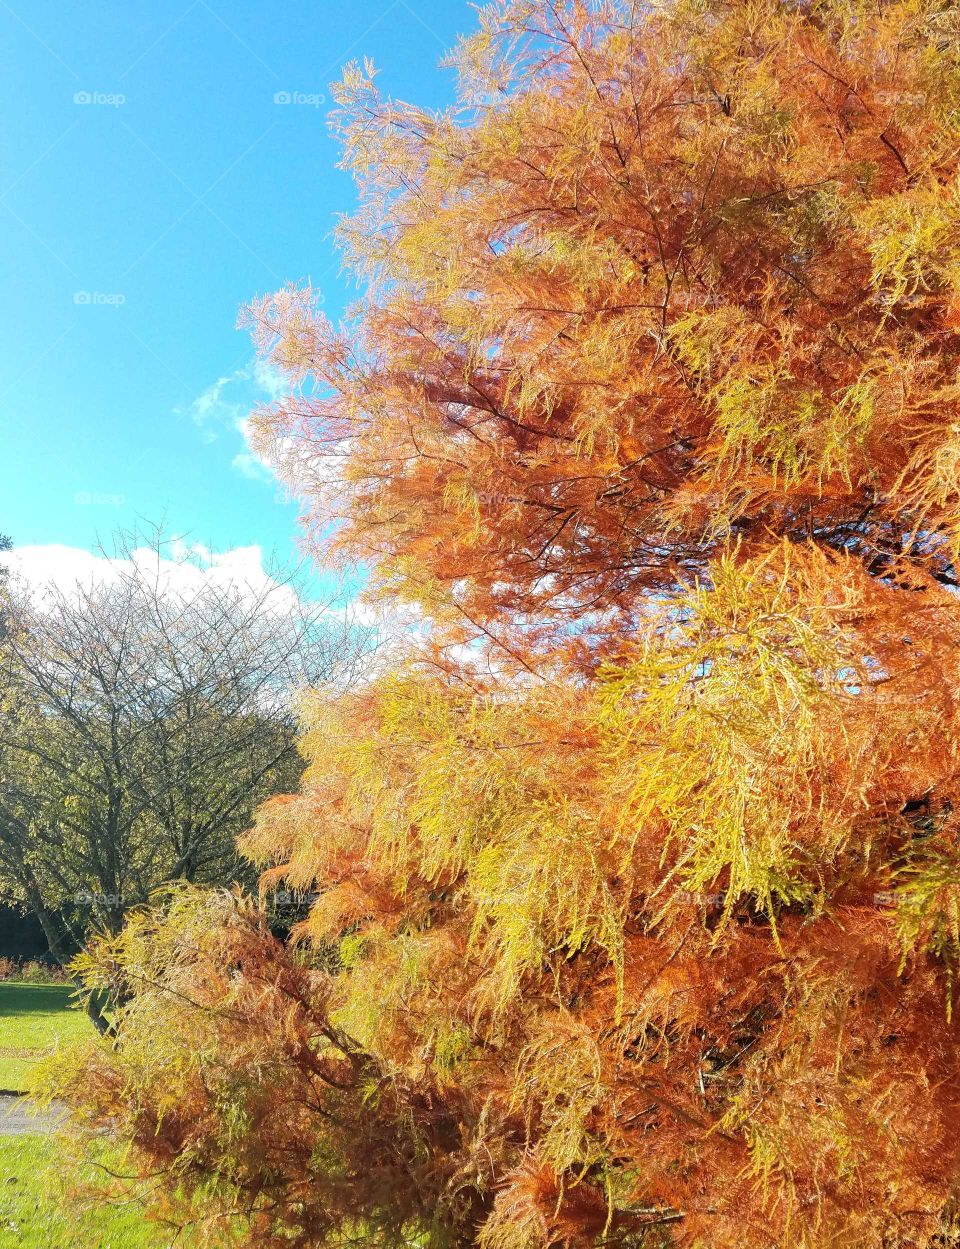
left=250, top=359, right=286, bottom=400
left=232, top=447, right=274, bottom=484
left=180, top=360, right=289, bottom=482
left=182, top=373, right=245, bottom=441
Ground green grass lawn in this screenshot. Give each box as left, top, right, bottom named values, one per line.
left=0, top=984, right=90, bottom=1094
left=0, top=983, right=231, bottom=1246
left=0, top=1134, right=180, bottom=1248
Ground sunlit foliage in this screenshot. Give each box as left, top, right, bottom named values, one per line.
left=51, top=1, right=960, bottom=1246
left=244, top=0, right=960, bottom=675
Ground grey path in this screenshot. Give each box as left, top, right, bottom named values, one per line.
left=0, top=1093, right=66, bottom=1135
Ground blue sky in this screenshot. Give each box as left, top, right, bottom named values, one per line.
left=1, top=0, right=468, bottom=590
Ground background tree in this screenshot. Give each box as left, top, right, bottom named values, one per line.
left=0, top=532, right=11, bottom=639
left=53, top=2, right=960, bottom=1247
left=0, top=531, right=367, bottom=960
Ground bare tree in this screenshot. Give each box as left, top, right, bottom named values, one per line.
left=0, top=532, right=11, bottom=640
left=0, top=530, right=370, bottom=964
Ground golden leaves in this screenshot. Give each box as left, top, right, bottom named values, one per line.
left=57, top=3, right=960, bottom=1246
left=243, top=0, right=960, bottom=673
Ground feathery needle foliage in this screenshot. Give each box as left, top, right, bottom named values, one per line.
left=46, top=1, right=960, bottom=1246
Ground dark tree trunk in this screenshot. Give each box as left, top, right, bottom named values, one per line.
left=30, top=897, right=113, bottom=1035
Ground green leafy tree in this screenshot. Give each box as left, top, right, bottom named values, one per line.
left=0, top=531, right=367, bottom=962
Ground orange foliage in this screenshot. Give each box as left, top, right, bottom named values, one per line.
left=53, top=2, right=960, bottom=1247
left=245, top=0, right=960, bottom=675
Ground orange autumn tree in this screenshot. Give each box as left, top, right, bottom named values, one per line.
left=52, top=1, right=960, bottom=1246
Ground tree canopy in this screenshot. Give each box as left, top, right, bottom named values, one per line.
left=0, top=532, right=366, bottom=958
left=53, top=3, right=960, bottom=1247
left=245, top=0, right=960, bottom=673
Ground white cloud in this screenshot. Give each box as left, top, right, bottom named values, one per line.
left=232, top=415, right=278, bottom=484
left=231, top=449, right=274, bottom=482
left=250, top=360, right=286, bottom=401
left=182, top=374, right=245, bottom=444
left=180, top=360, right=291, bottom=484
left=7, top=541, right=298, bottom=613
